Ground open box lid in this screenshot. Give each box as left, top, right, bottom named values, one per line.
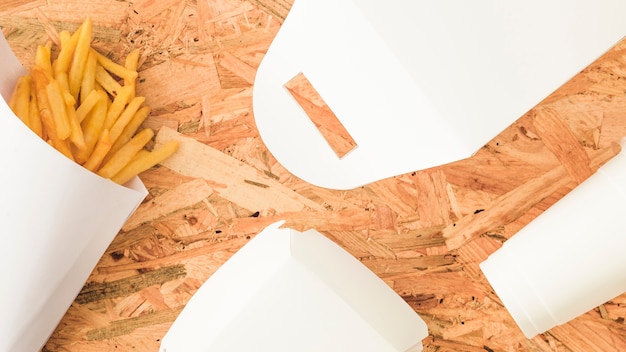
left=160, top=221, right=428, bottom=352
left=253, top=0, right=626, bottom=190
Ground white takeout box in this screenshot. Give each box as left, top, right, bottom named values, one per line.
left=160, top=221, right=428, bottom=352
left=0, top=32, right=148, bottom=351
left=253, top=0, right=626, bottom=190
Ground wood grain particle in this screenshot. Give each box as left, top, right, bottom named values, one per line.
left=154, top=126, right=323, bottom=212
left=136, top=53, right=221, bottom=109
left=218, top=51, right=257, bottom=85
left=599, top=110, right=626, bottom=148
left=444, top=143, right=621, bottom=250
left=76, top=265, right=186, bottom=304
left=123, top=178, right=214, bottom=231
left=86, top=307, right=184, bottom=340
left=248, top=0, right=291, bottom=22
left=285, top=72, right=358, bottom=158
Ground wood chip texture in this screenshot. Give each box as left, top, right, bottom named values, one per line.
left=1, top=1, right=626, bottom=351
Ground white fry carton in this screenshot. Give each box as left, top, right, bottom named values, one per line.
left=0, top=32, right=147, bottom=352
left=160, top=221, right=429, bottom=352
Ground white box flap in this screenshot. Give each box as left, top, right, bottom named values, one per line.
left=0, top=32, right=148, bottom=352
left=160, top=221, right=428, bottom=352
left=253, top=0, right=626, bottom=189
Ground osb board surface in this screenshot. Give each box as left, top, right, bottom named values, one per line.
left=1, top=1, right=626, bottom=351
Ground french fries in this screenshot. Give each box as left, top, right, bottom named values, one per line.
left=8, top=76, right=31, bottom=125
left=8, top=17, right=178, bottom=185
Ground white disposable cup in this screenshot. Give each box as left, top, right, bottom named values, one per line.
left=480, top=141, right=626, bottom=338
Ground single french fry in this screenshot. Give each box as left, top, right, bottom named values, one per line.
left=94, top=80, right=105, bottom=96
left=35, top=43, right=53, bottom=76
left=45, top=79, right=72, bottom=140
left=31, top=67, right=57, bottom=140
left=55, top=28, right=81, bottom=75
left=61, top=88, right=76, bottom=107
left=49, top=138, right=74, bottom=161
left=104, top=85, right=133, bottom=130
left=76, top=90, right=108, bottom=164
left=83, top=129, right=111, bottom=171
left=9, top=75, right=31, bottom=124
left=110, top=149, right=149, bottom=184
left=28, top=83, right=43, bottom=138
left=80, top=50, right=97, bottom=104
left=75, top=89, right=100, bottom=123
left=52, top=31, right=68, bottom=74
left=51, top=71, right=83, bottom=148
left=56, top=31, right=71, bottom=52
left=111, top=140, right=179, bottom=184
left=92, top=48, right=138, bottom=82
left=124, top=49, right=140, bottom=100
left=97, top=128, right=154, bottom=178
left=66, top=99, right=86, bottom=150
left=125, top=49, right=140, bottom=71
left=95, top=63, right=123, bottom=97
left=68, top=17, right=92, bottom=99
left=55, top=70, right=70, bottom=93
left=108, top=96, right=145, bottom=145
left=43, top=85, right=75, bottom=163
left=106, top=105, right=150, bottom=160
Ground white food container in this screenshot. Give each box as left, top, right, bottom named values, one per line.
left=160, top=221, right=429, bottom=352
left=0, top=32, right=148, bottom=351
left=481, top=141, right=626, bottom=338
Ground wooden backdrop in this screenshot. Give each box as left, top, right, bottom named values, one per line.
left=1, top=1, right=626, bottom=351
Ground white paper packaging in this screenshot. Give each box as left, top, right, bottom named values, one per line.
left=480, top=141, right=626, bottom=338
left=0, top=32, right=148, bottom=351
left=160, top=221, right=429, bottom=352
left=253, top=0, right=626, bottom=190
